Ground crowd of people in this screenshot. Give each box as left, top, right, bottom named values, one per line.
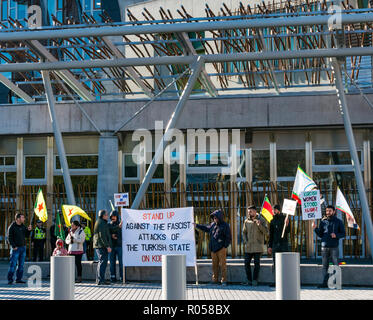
left=6, top=203, right=345, bottom=288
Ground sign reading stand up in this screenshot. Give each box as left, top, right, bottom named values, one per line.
left=121, top=207, right=196, bottom=267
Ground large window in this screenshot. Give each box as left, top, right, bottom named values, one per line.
left=252, top=150, right=270, bottom=183
left=123, top=153, right=139, bottom=180
left=55, top=154, right=98, bottom=172
left=0, top=0, right=27, bottom=22
left=24, top=155, right=46, bottom=184
left=313, top=150, right=363, bottom=191
left=277, top=149, right=305, bottom=190
left=0, top=155, right=16, bottom=186
left=82, top=0, right=102, bottom=22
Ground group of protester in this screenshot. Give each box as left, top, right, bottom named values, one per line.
left=195, top=203, right=345, bottom=288
left=6, top=209, right=123, bottom=286
left=6, top=202, right=345, bottom=288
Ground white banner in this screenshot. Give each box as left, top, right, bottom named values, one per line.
left=301, top=190, right=322, bottom=220
left=121, top=207, right=196, bottom=266
left=282, top=198, right=297, bottom=216
left=114, top=193, right=129, bottom=207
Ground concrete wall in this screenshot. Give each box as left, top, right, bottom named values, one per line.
left=25, top=260, right=373, bottom=286
left=1, top=93, right=373, bottom=136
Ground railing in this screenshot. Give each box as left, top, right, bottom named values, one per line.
left=0, top=180, right=370, bottom=260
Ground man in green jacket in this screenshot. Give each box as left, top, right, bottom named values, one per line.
left=242, top=205, right=268, bottom=286
left=93, top=209, right=112, bottom=285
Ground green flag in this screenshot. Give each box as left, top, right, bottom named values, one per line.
left=54, top=211, right=66, bottom=241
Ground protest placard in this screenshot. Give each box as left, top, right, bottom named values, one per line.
left=282, top=198, right=297, bottom=216
left=121, top=207, right=196, bottom=266
left=114, top=193, right=129, bottom=207
left=301, top=189, right=322, bottom=220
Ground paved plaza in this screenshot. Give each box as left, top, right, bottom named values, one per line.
left=0, top=280, right=372, bottom=300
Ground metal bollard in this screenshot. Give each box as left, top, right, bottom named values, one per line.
left=162, top=255, right=186, bottom=300
left=275, top=252, right=300, bottom=300
left=50, top=256, right=75, bottom=300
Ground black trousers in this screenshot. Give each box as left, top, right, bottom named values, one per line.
left=32, top=241, right=45, bottom=262
left=271, top=243, right=289, bottom=272
left=244, top=253, right=261, bottom=282
left=70, top=253, right=83, bottom=277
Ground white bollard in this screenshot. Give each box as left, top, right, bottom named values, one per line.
left=50, top=256, right=75, bottom=300
left=162, top=255, right=186, bottom=300
left=276, top=252, right=300, bottom=300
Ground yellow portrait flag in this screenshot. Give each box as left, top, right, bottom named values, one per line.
left=62, top=205, right=91, bottom=227
left=34, top=188, right=48, bottom=222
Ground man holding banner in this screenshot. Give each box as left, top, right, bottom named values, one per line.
left=313, top=205, right=345, bottom=288
left=267, top=204, right=290, bottom=286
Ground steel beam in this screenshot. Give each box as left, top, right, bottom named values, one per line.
left=175, top=32, right=218, bottom=97
left=0, top=73, right=35, bottom=103
left=41, top=70, right=76, bottom=206
left=0, top=13, right=372, bottom=42
left=101, top=36, right=154, bottom=97
left=331, top=58, right=373, bottom=260
left=27, top=40, right=95, bottom=101
left=0, top=47, right=373, bottom=73
left=257, top=29, right=281, bottom=94
left=131, top=57, right=204, bottom=209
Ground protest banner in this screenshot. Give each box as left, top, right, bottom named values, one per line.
left=301, top=189, right=322, bottom=221
left=121, top=207, right=196, bottom=267
left=281, top=198, right=298, bottom=238
left=114, top=193, right=129, bottom=207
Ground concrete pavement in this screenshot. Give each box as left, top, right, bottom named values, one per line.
left=0, top=280, right=372, bottom=300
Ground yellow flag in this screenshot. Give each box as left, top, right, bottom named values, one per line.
left=62, top=205, right=91, bottom=227
left=34, top=188, right=48, bottom=222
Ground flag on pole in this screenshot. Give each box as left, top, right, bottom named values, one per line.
left=291, top=166, right=318, bottom=204
left=54, top=211, right=66, bottom=241
left=336, top=187, right=359, bottom=229
left=34, top=188, right=48, bottom=222
left=260, top=196, right=274, bottom=223
left=62, top=205, right=92, bottom=227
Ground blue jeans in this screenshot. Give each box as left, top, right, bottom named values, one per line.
left=95, top=248, right=109, bottom=284
left=7, top=246, right=26, bottom=283
left=110, top=246, right=123, bottom=280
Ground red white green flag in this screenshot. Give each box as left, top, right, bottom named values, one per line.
left=34, top=188, right=48, bottom=222
left=336, top=187, right=359, bottom=229
left=291, top=166, right=317, bottom=204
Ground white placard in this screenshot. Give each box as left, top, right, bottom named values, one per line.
left=121, top=207, right=196, bottom=266
left=114, top=193, right=129, bottom=207
left=282, top=198, right=297, bottom=216
left=301, top=190, right=322, bottom=220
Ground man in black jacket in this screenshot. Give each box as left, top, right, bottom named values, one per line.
left=93, top=209, right=112, bottom=285
left=313, top=205, right=345, bottom=288
left=108, top=210, right=123, bottom=282
left=7, top=212, right=32, bottom=284
left=267, top=204, right=290, bottom=285
left=195, top=210, right=232, bottom=286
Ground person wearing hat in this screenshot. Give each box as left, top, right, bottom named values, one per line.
left=194, top=210, right=232, bottom=286
left=108, top=210, right=123, bottom=282
left=31, top=220, right=46, bottom=262
left=242, top=205, right=268, bottom=286
left=93, top=209, right=112, bottom=285
left=267, top=204, right=290, bottom=286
